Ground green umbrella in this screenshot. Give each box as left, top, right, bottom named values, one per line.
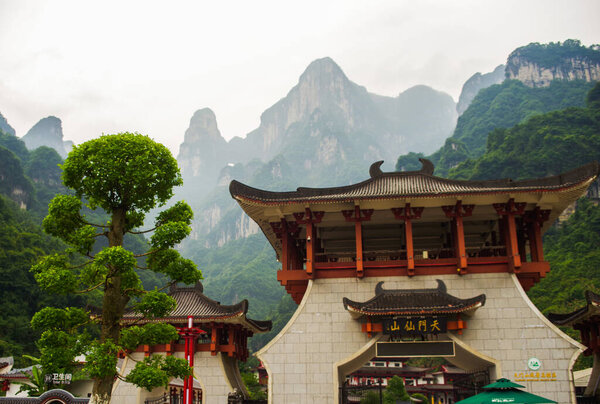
left=482, top=378, right=526, bottom=389
left=455, top=378, right=557, bottom=404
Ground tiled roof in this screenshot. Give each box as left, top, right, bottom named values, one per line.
left=230, top=160, right=600, bottom=204
left=122, top=282, right=272, bottom=333
left=343, top=280, right=485, bottom=316
left=547, top=290, right=600, bottom=326
left=0, top=389, right=89, bottom=403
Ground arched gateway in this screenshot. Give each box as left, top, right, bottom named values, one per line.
left=230, top=159, right=599, bottom=404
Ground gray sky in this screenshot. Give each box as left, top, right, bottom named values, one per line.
left=0, top=0, right=598, bottom=154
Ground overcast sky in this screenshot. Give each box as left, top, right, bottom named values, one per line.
left=0, top=0, right=598, bottom=154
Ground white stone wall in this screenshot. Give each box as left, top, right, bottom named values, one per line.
left=111, top=351, right=239, bottom=404
left=257, top=273, right=582, bottom=404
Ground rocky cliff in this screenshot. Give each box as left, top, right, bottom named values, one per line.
left=175, top=57, right=458, bottom=247
left=0, top=112, right=16, bottom=137
left=456, top=65, right=505, bottom=115
left=20, top=116, right=71, bottom=158
left=506, top=40, right=600, bottom=87
left=176, top=108, right=229, bottom=193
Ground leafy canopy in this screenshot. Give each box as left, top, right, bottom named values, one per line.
left=30, top=133, right=201, bottom=401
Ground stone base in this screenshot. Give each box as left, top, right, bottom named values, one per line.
left=111, top=351, right=246, bottom=404
left=257, top=273, right=583, bottom=404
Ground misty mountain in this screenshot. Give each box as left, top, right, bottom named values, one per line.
left=456, top=64, right=505, bottom=115
left=175, top=57, right=458, bottom=247
left=20, top=116, right=72, bottom=158
left=0, top=112, right=16, bottom=137
left=177, top=57, right=457, bottom=194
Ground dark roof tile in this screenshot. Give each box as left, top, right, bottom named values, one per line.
left=343, top=280, right=486, bottom=316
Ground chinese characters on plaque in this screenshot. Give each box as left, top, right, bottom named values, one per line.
left=383, top=317, right=447, bottom=336
left=44, top=373, right=72, bottom=385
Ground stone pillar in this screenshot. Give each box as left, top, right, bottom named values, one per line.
left=257, top=274, right=582, bottom=404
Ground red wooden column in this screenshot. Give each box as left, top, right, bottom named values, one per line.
left=293, top=208, right=324, bottom=279
left=494, top=199, right=526, bottom=273
left=392, top=203, right=424, bottom=276
left=524, top=208, right=550, bottom=262
left=442, top=201, right=474, bottom=274
left=342, top=206, right=374, bottom=278
left=176, top=316, right=206, bottom=404
left=210, top=323, right=218, bottom=356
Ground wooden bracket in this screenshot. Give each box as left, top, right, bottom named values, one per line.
left=293, top=208, right=325, bottom=224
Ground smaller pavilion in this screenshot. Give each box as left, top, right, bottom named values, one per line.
left=548, top=290, right=600, bottom=399
left=112, top=282, right=272, bottom=404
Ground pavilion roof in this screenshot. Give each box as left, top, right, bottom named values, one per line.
left=230, top=160, right=598, bottom=205
left=122, top=282, right=272, bottom=334
left=547, top=290, right=600, bottom=326
left=230, top=160, right=599, bottom=258
left=343, top=280, right=485, bottom=317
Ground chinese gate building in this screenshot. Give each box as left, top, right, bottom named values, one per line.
left=113, top=282, right=272, bottom=404
left=229, top=159, right=599, bottom=404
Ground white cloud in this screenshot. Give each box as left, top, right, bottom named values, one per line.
left=0, top=0, right=598, bottom=153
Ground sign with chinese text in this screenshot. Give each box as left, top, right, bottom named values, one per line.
left=514, top=371, right=556, bottom=382
left=383, top=317, right=447, bottom=336
left=44, top=373, right=72, bottom=385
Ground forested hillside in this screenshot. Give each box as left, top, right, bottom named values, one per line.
left=448, top=81, right=600, bottom=180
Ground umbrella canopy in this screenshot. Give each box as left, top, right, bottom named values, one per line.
left=455, top=378, right=557, bottom=404
left=482, top=378, right=526, bottom=389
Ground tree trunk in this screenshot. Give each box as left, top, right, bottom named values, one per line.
left=90, top=208, right=129, bottom=404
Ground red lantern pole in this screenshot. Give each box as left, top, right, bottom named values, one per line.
left=177, top=316, right=206, bottom=404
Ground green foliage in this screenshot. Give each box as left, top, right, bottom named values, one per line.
left=61, top=132, right=182, bottom=213
left=84, top=340, right=119, bottom=379
left=241, top=371, right=267, bottom=400
left=395, top=152, right=425, bottom=172
left=185, top=234, right=296, bottom=351
left=30, top=133, right=201, bottom=397
left=448, top=82, right=600, bottom=180
left=411, top=393, right=429, bottom=403
left=360, top=391, right=381, bottom=404
left=0, top=131, right=29, bottom=163
left=398, top=78, right=596, bottom=177
left=383, top=375, right=410, bottom=403
left=507, top=39, right=600, bottom=70
left=119, top=323, right=179, bottom=351
left=125, top=355, right=191, bottom=391
left=132, top=289, right=177, bottom=319
left=0, top=145, right=35, bottom=206
left=15, top=362, right=47, bottom=397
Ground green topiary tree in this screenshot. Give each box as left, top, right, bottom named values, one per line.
left=383, top=375, right=410, bottom=403
left=30, top=133, right=202, bottom=404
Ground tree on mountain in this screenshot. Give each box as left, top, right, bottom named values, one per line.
left=30, top=133, right=202, bottom=404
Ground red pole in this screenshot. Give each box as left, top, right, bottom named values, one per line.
left=185, top=333, right=190, bottom=402
left=188, top=315, right=195, bottom=404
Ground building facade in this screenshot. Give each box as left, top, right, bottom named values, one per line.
left=230, top=159, right=599, bottom=403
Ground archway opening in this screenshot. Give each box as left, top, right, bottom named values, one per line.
left=337, top=336, right=497, bottom=404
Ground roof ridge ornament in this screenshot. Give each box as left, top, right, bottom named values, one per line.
left=369, top=158, right=435, bottom=179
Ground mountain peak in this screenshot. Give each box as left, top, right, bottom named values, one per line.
left=0, top=112, right=16, bottom=136
left=299, top=57, right=347, bottom=83
left=21, top=116, right=68, bottom=157
left=184, top=108, right=223, bottom=143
